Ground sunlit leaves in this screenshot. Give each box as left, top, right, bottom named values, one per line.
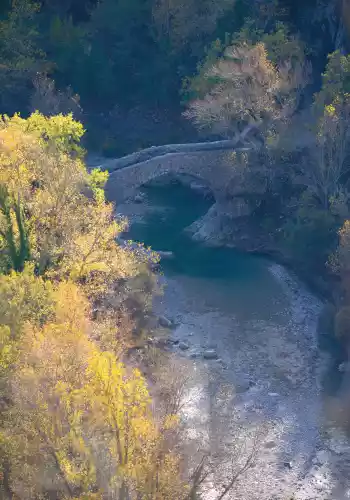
left=184, top=22, right=311, bottom=140
left=0, top=113, right=146, bottom=302
left=1, top=277, right=185, bottom=498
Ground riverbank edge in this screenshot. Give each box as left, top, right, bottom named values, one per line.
left=185, top=208, right=336, bottom=303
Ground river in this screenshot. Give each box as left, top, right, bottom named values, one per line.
left=119, top=181, right=350, bottom=500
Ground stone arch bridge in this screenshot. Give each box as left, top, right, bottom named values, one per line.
left=98, top=139, right=252, bottom=204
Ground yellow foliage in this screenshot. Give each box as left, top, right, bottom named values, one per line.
left=325, top=104, right=336, bottom=116
left=0, top=276, right=185, bottom=499
left=0, top=264, right=54, bottom=339
left=0, top=113, right=151, bottom=303
left=0, top=113, right=182, bottom=499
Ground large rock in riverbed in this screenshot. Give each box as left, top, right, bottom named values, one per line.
left=203, top=349, right=218, bottom=360
left=158, top=315, right=173, bottom=328
left=185, top=200, right=252, bottom=245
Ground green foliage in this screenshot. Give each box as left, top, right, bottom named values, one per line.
left=183, top=18, right=310, bottom=142
left=260, top=22, right=308, bottom=65
left=228, top=18, right=305, bottom=63
left=19, top=111, right=85, bottom=157
left=0, top=185, right=30, bottom=272
left=281, top=194, right=340, bottom=267
left=0, top=0, right=243, bottom=126
left=88, top=168, right=109, bottom=203
left=315, top=51, right=350, bottom=109
left=46, top=14, right=88, bottom=94
left=182, top=37, right=229, bottom=102
left=0, top=0, right=49, bottom=113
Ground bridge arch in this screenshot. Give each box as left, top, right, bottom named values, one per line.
left=104, top=148, right=237, bottom=204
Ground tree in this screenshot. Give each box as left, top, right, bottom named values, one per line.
left=301, top=97, right=350, bottom=210
left=294, top=51, right=350, bottom=212
left=0, top=277, right=186, bottom=499
left=0, top=185, right=30, bottom=272
left=184, top=25, right=310, bottom=143
left=0, top=113, right=174, bottom=499
left=0, top=0, right=49, bottom=114
left=0, top=113, right=157, bottom=303
left=314, top=51, right=350, bottom=110
left=38, top=0, right=97, bottom=21
left=152, top=0, right=236, bottom=52
left=29, top=74, right=82, bottom=118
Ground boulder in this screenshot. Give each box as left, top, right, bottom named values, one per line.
left=203, top=349, right=218, bottom=360
left=185, top=204, right=224, bottom=245
left=158, top=315, right=173, bottom=328
left=189, top=352, right=199, bottom=359
left=179, top=342, right=189, bottom=351
left=134, top=193, right=145, bottom=203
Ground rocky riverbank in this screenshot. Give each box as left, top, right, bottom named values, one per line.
left=154, top=262, right=350, bottom=500
left=118, top=184, right=350, bottom=499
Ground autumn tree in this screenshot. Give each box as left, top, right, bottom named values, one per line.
left=295, top=51, right=350, bottom=213
left=184, top=23, right=311, bottom=144
left=29, top=74, right=82, bottom=118
left=0, top=113, right=158, bottom=314
left=0, top=112, right=184, bottom=499
left=301, top=97, right=350, bottom=210
left=0, top=273, right=187, bottom=499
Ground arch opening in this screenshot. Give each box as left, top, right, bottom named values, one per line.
left=140, top=172, right=215, bottom=203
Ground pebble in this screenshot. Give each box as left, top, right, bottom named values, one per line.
left=179, top=342, right=189, bottom=350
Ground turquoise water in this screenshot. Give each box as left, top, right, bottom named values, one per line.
left=128, top=184, right=271, bottom=279
left=126, top=183, right=288, bottom=321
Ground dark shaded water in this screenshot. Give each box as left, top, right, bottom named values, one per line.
left=126, top=183, right=289, bottom=321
